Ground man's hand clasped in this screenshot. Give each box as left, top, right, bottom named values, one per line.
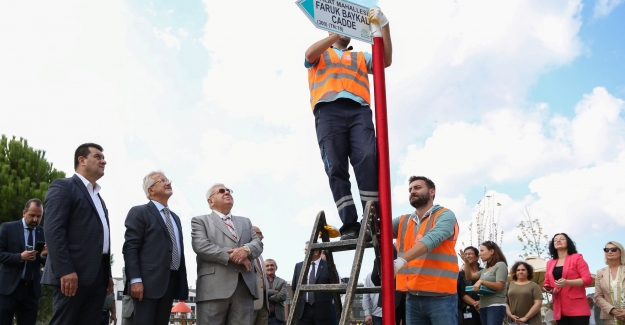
left=227, top=247, right=252, bottom=272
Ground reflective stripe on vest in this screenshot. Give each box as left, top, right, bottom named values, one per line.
left=395, top=208, right=459, bottom=294
left=307, top=49, right=371, bottom=110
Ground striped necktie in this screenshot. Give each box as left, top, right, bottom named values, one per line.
left=163, top=208, right=180, bottom=270
left=223, top=216, right=237, bottom=239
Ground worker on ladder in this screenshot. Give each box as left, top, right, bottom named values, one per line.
left=304, top=7, right=393, bottom=240
left=393, top=176, right=460, bottom=324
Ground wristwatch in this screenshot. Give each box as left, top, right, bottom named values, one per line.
left=242, top=245, right=251, bottom=256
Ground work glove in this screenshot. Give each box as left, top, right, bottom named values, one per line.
left=394, top=257, right=407, bottom=276
left=369, top=7, right=389, bottom=28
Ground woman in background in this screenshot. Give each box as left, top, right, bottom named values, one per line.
left=594, top=241, right=625, bottom=324
left=505, top=261, right=543, bottom=324
left=543, top=233, right=592, bottom=325
left=460, top=241, right=508, bottom=325
left=457, top=246, right=482, bottom=325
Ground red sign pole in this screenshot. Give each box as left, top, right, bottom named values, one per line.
left=371, top=22, right=395, bottom=325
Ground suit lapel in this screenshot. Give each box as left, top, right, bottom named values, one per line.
left=72, top=175, right=98, bottom=214
left=209, top=212, right=237, bottom=243
left=316, top=259, right=325, bottom=282
left=99, top=194, right=109, bottom=227
left=233, top=216, right=245, bottom=245
left=148, top=201, right=170, bottom=238
left=562, top=254, right=572, bottom=280
left=17, top=221, right=26, bottom=251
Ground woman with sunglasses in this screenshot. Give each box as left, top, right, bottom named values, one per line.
left=460, top=241, right=508, bottom=325
left=595, top=241, right=625, bottom=324
left=544, top=233, right=592, bottom=325
left=505, top=261, right=543, bottom=325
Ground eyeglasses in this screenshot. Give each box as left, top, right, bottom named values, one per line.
left=210, top=188, right=233, bottom=198
left=150, top=178, right=171, bottom=187
left=603, top=247, right=620, bottom=253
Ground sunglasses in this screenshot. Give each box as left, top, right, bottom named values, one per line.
left=603, top=247, right=620, bottom=253
left=210, top=188, right=233, bottom=198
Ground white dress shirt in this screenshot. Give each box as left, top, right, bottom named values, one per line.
left=305, top=258, right=321, bottom=303
left=21, top=218, right=37, bottom=278
left=363, top=273, right=382, bottom=317
left=75, top=173, right=109, bottom=254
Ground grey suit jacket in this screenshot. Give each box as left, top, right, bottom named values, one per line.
left=42, top=175, right=111, bottom=286
left=267, top=275, right=288, bottom=322
left=191, top=211, right=263, bottom=302
left=253, top=255, right=270, bottom=311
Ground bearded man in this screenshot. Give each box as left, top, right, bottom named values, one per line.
left=391, top=176, right=460, bottom=325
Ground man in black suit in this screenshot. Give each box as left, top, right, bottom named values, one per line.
left=291, top=241, right=338, bottom=325
left=0, top=199, right=47, bottom=325
left=123, top=171, right=188, bottom=325
left=42, top=143, right=113, bottom=325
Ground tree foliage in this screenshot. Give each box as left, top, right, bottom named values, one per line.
left=0, top=135, right=66, bottom=224
left=0, top=135, right=66, bottom=324
left=516, top=206, right=549, bottom=259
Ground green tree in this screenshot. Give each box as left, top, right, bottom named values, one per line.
left=0, top=135, right=66, bottom=324
left=0, top=135, right=66, bottom=224
left=516, top=206, right=549, bottom=259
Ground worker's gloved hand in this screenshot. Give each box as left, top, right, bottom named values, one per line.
left=393, top=257, right=407, bottom=276
left=369, top=7, right=389, bottom=28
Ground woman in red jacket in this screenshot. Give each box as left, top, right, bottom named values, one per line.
left=544, top=233, right=593, bottom=325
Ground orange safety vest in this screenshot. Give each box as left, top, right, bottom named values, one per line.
left=307, top=49, right=371, bottom=110
left=396, top=208, right=459, bottom=294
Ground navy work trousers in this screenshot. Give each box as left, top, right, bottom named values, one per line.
left=314, top=98, right=378, bottom=234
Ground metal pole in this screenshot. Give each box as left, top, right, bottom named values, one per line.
left=370, top=21, right=395, bottom=325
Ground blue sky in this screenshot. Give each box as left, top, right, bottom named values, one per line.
left=1, top=0, right=624, bottom=289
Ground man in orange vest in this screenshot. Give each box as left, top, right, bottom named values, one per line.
left=392, top=176, right=459, bottom=324
left=305, top=7, right=393, bottom=240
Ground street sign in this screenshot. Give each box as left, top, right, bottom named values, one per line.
left=296, top=0, right=372, bottom=44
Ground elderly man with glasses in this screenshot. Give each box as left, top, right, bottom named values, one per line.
left=122, top=171, right=189, bottom=325
left=192, top=183, right=263, bottom=325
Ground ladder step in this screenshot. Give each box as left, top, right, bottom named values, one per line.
left=308, top=240, right=374, bottom=252
left=299, top=284, right=381, bottom=294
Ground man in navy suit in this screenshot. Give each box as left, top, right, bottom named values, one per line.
left=42, top=143, right=113, bottom=325
left=123, top=171, right=189, bottom=325
left=291, top=242, right=338, bottom=325
left=0, top=199, right=47, bottom=325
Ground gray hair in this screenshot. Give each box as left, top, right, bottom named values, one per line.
left=142, top=170, right=165, bottom=199
left=604, top=241, right=625, bottom=265
left=265, top=258, right=277, bottom=268
left=206, top=183, right=226, bottom=200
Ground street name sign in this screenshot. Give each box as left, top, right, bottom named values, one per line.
left=296, top=0, right=372, bottom=44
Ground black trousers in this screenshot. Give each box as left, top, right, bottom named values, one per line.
left=557, top=315, right=590, bottom=325
left=132, top=270, right=179, bottom=325
left=49, top=256, right=109, bottom=325
left=0, top=281, right=39, bottom=325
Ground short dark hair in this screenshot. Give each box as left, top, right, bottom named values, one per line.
left=408, top=176, right=435, bottom=190
left=74, top=143, right=103, bottom=170
left=548, top=233, right=578, bottom=259
left=510, top=261, right=534, bottom=281
left=481, top=241, right=507, bottom=268
left=464, top=246, right=479, bottom=256
left=24, top=198, right=43, bottom=211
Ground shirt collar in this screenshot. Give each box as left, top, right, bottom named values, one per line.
left=213, top=210, right=232, bottom=220
left=21, top=218, right=29, bottom=229
left=411, top=204, right=439, bottom=222
left=75, top=173, right=101, bottom=194
left=151, top=200, right=168, bottom=212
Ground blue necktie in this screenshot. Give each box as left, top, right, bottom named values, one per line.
left=24, top=228, right=34, bottom=280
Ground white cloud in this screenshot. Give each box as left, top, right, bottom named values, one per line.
left=593, top=0, right=624, bottom=18
left=154, top=27, right=181, bottom=49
